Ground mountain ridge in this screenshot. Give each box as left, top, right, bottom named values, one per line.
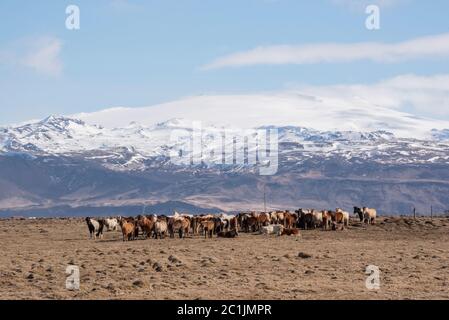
left=2, top=95, right=449, bottom=216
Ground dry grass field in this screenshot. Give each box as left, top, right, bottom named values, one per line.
left=0, top=216, right=448, bottom=300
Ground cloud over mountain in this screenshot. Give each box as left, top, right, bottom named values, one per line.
left=202, top=33, right=449, bottom=70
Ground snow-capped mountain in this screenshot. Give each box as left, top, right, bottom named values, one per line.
left=2, top=93, right=449, bottom=216
left=73, top=93, right=449, bottom=140
left=1, top=114, right=449, bottom=171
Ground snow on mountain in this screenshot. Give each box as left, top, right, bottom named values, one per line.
left=0, top=116, right=103, bottom=153
left=2, top=92, right=449, bottom=172
left=73, top=93, right=449, bottom=140
left=1, top=113, right=449, bottom=172
left=0, top=116, right=225, bottom=163
left=3, top=100, right=449, bottom=215
left=431, top=129, right=449, bottom=141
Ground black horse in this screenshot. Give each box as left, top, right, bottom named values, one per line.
left=353, top=207, right=364, bottom=222
left=295, top=209, right=314, bottom=230
left=85, top=217, right=104, bottom=239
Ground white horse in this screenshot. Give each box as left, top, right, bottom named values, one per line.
left=104, top=218, right=119, bottom=231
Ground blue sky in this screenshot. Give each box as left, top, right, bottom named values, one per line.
left=1, top=0, right=449, bottom=124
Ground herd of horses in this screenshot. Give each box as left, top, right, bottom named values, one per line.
left=85, top=206, right=377, bottom=241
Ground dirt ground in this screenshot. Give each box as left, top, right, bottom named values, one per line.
left=0, top=216, right=448, bottom=300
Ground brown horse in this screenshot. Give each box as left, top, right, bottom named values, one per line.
left=257, top=212, right=271, bottom=229
left=119, top=218, right=135, bottom=241
left=283, top=211, right=296, bottom=229
left=245, top=216, right=259, bottom=233
left=137, top=215, right=156, bottom=239
left=201, top=220, right=215, bottom=238
left=168, top=216, right=191, bottom=238
left=322, top=210, right=334, bottom=230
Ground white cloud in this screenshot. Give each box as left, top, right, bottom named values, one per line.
left=72, top=73, right=449, bottom=140
left=296, top=74, right=449, bottom=117
left=0, top=36, right=63, bottom=76
left=201, top=33, right=449, bottom=70
left=21, top=37, right=63, bottom=76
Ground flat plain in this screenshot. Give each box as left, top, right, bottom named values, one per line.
left=0, top=216, right=448, bottom=300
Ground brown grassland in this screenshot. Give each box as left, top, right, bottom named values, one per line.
left=0, top=216, right=448, bottom=300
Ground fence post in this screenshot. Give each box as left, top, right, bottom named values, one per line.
left=413, top=207, right=416, bottom=220
left=431, top=206, right=433, bottom=220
